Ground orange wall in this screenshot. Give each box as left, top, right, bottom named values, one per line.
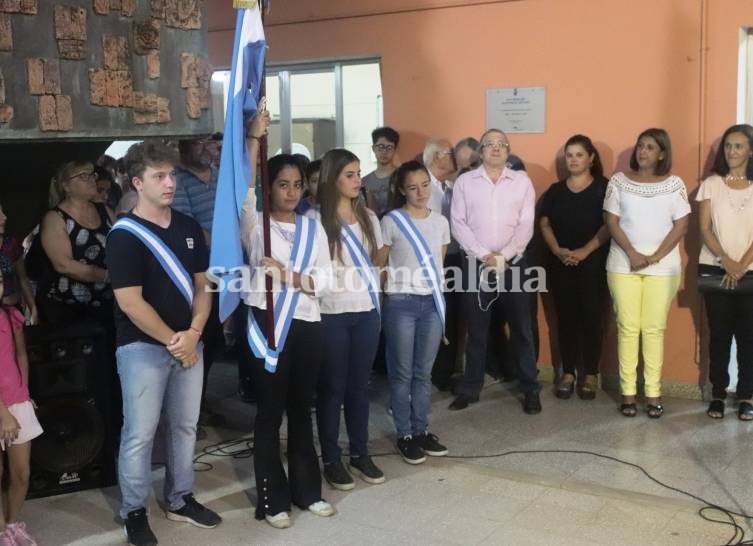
left=208, top=0, right=753, bottom=388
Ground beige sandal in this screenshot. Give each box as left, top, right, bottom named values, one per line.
left=556, top=373, right=575, bottom=399
left=577, top=374, right=598, bottom=400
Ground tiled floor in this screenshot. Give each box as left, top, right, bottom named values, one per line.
left=24, top=361, right=753, bottom=545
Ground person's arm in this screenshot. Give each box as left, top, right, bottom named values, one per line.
left=648, top=216, right=689, bottom=264
left=539, top=216, right=571, bottom=265
left=113, top=286, right=176, bottom=345
left=698, top=199, right=747, bottom=278
left=13, top=323, right=29, bottom=389
left=568, top=225, right=610, bottom=265
left=13, top=258, right=38, bottom=324
left=0, top=396, right=19, bottom=447
left=166, top=271, right=212, bottom=366
left=604, top=212, right=650, bottom=271
left=450, top=178, right=492, bottom=260
left=41, top=211, right=107, bottom=283
left=499, top=178, right=535, bottom=262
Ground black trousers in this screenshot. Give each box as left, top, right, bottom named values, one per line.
left=704, top=291, right=753, bottom=400
left=200, top=292, right=224, bottom=406
left=432, top=252, right=463, bottom=386
left=250, top=308, right=323, bottom=517
left=549, top=256, right=607, bottom=376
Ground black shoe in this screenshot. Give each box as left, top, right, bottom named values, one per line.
left=448, top=394, right=479, bottom=411
left=198, top=408, right=226, bottom=427
left=415, top=432, right=448, bottom=457
left=323, top=460, right=355, bottom=491
left=238, top=377, right=256, bottom=403
left=432, top=379, right=453, bottom=392
left=124, top=508, right=158, bottom=546
left=397, top=436, right=426, bottom=464
left=165, top=493, right=222, bottom=529
left=523, top=392, right=542, bottom=415
left=349, top=455, right=385, bottom=484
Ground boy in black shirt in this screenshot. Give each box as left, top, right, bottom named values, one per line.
left=106, top=141, right=221, bottom=546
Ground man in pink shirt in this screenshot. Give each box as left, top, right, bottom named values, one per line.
left=449, top=129, right=541, bottom=414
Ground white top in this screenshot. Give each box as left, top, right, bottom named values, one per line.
left=240, top=189, right=333, bottom=322
left=603, top=172, right=690, bottom=276
left=319, top=210, right=383, bottom=314
left=696, top=175, right=753, bottom=271
left=381, top=210, right=451, bottom=294
left=428, top=170, right=449, bottom=216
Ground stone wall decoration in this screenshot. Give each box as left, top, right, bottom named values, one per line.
left=180, top=52, right=197, bottom=88
left=89, top=68, right=106, bottom=105
left=54, top=4, right=86, bottom=60
left=38, top=93, right=72, bottom=131
left=180, top=52, right=210, bottom=118
left=0, top=68, right=10, bottom=124
left=103, top=34, right=129, bottom=70
left=0, top=14, right=11, bottom=51
left=150, top=0, right=165, bottom=19
left=133, top=19, right=160, bottom=55
left=27, top=58, right=61, bottom=95
left=165, top=0, right=200, bottom=30
left=19, top=0, right=35, bottom=15
left=92, top=0, right=108, bottom=15
left=146, top=50, right=160, bottom=79
left=0, top=1, right=20, bottom=13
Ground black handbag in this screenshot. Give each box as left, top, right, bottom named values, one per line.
left=697, top=264, right=753, bottom=294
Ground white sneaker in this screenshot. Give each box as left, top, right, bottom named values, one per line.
left=308, top=501, right=335, bottom=517
left=265, top=511, right=291, bottom=529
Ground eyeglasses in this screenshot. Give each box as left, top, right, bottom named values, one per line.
left=436, top=150, right=454, bottom=158
left=373, top=144, right=396, bottom=153
left=68, top=171, right=96, bottom=181
left=481, top=140, right=510, bottom=150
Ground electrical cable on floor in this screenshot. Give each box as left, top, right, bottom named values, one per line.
left=193, top=438, right=753, bottom=546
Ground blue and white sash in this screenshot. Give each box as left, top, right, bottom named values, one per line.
left=340, top=223, right=380, bottom=314
left=386, top=209, right=446, bottom=333
left=247, top=214, right=316, bottom=373
left=109, top=218, right=194, bottom=306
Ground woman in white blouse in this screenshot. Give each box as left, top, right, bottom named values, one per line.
left=380, top=161, right=450, bottom=465
left=241, top=149, right=335, bottom=528
left=316, top=148, right=387, bottom=491
left=604, top=128, right=690, bottom=418
left=697, top=124, right=753, bottom=421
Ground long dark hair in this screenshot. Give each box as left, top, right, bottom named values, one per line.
left=564, top=134, right=604, bottom=179
left=318, top=149, right=378, bottom=262
left=388, top=160, right=429, bottom=211
left=629, top=128, right=672, bottom=176
left=711, top=124, right=753, bottom=179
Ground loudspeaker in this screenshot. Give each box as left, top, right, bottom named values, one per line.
left=25, top=320, right=118, bottom=498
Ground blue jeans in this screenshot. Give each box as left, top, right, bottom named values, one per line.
left=383, top=294, right=443, bottom=438
left=317, top=310, right=380, bottom=463
left=117, top=341, right=203, bottom=518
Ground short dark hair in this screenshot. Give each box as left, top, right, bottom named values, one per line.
left=629, top=128, right=672, bottom=176
left=124, top=140, right=178, bottom=182
left=94, top=165, right=114, bottom=184
left=371, top=126, right=400, bottom=146
left=306, top=159, right=322, bottom=181
left=711, top=124, right=753, bottom=179
left=564, top=134, right=604, bottom=179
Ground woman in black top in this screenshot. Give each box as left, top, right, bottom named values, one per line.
left=39, top=160, right=115, bottom=325
left=540, top=135, right=610, bottom=400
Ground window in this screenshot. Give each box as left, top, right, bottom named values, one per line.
left=212, top=59, right=383, bottom=173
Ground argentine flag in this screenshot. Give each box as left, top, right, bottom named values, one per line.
left=210, top=2, right=266, bottom=322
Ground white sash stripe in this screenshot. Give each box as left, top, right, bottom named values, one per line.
left=341, top=223, right=381, bottom=314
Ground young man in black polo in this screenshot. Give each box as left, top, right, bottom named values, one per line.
left=106, top=140, right=221, bottom=546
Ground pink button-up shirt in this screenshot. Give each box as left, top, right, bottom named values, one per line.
left=451, top=165, right=535, bottom=260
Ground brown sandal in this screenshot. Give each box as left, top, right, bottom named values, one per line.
left=555, top=373, right=575, bottom=399
left=577, top=375, right=598, bottom=400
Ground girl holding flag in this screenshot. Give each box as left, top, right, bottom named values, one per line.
left=381, top=161, right=450, bottom=464
left=240, top=113, right=335, bottom=528
left=316, top=149, right=387, bottom=490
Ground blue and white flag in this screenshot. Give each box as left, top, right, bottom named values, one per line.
left=341, top=224, right=381, bottom=315
left=209, top=2, right=266, bottom=322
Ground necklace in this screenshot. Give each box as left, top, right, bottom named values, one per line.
left=723, top=176, right=753, bottom=211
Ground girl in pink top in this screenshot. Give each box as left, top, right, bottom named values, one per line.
left=0, top=270, right=42, bottom=546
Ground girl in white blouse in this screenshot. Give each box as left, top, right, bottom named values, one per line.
left=381, top=161, right=450, bottom=464
left=697, top=124, right=753, bottom=421
left=316, top=148, right=387, bottom=491
left=241, top=151, right=334, bottom=529
left=604, top=128, right=690, bottom=418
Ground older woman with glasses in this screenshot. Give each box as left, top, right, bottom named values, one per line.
left=39, top=160, right=115, bottom=325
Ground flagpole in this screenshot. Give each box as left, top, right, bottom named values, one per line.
left=258, top=3, right=276, bottom=351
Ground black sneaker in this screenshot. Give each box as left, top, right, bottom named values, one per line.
left=397, top=436, right=426, bottom=464
left=415, top=432, right=448, bottom=457
left=165, top=493, right=222, bottom=529
left=323, top=460, right=355, bottom=491
left=349, top=455, right=385, bottom=484
left=124, top=508, right=158, bottom=546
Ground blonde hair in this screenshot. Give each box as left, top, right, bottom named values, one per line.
left=49, top=160, right=92, bottom=208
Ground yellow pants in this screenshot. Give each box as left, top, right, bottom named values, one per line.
left=607, top=272, right=680, bottom=398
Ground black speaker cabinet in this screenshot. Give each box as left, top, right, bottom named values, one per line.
left=25, top=320, right=118, bottom=499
